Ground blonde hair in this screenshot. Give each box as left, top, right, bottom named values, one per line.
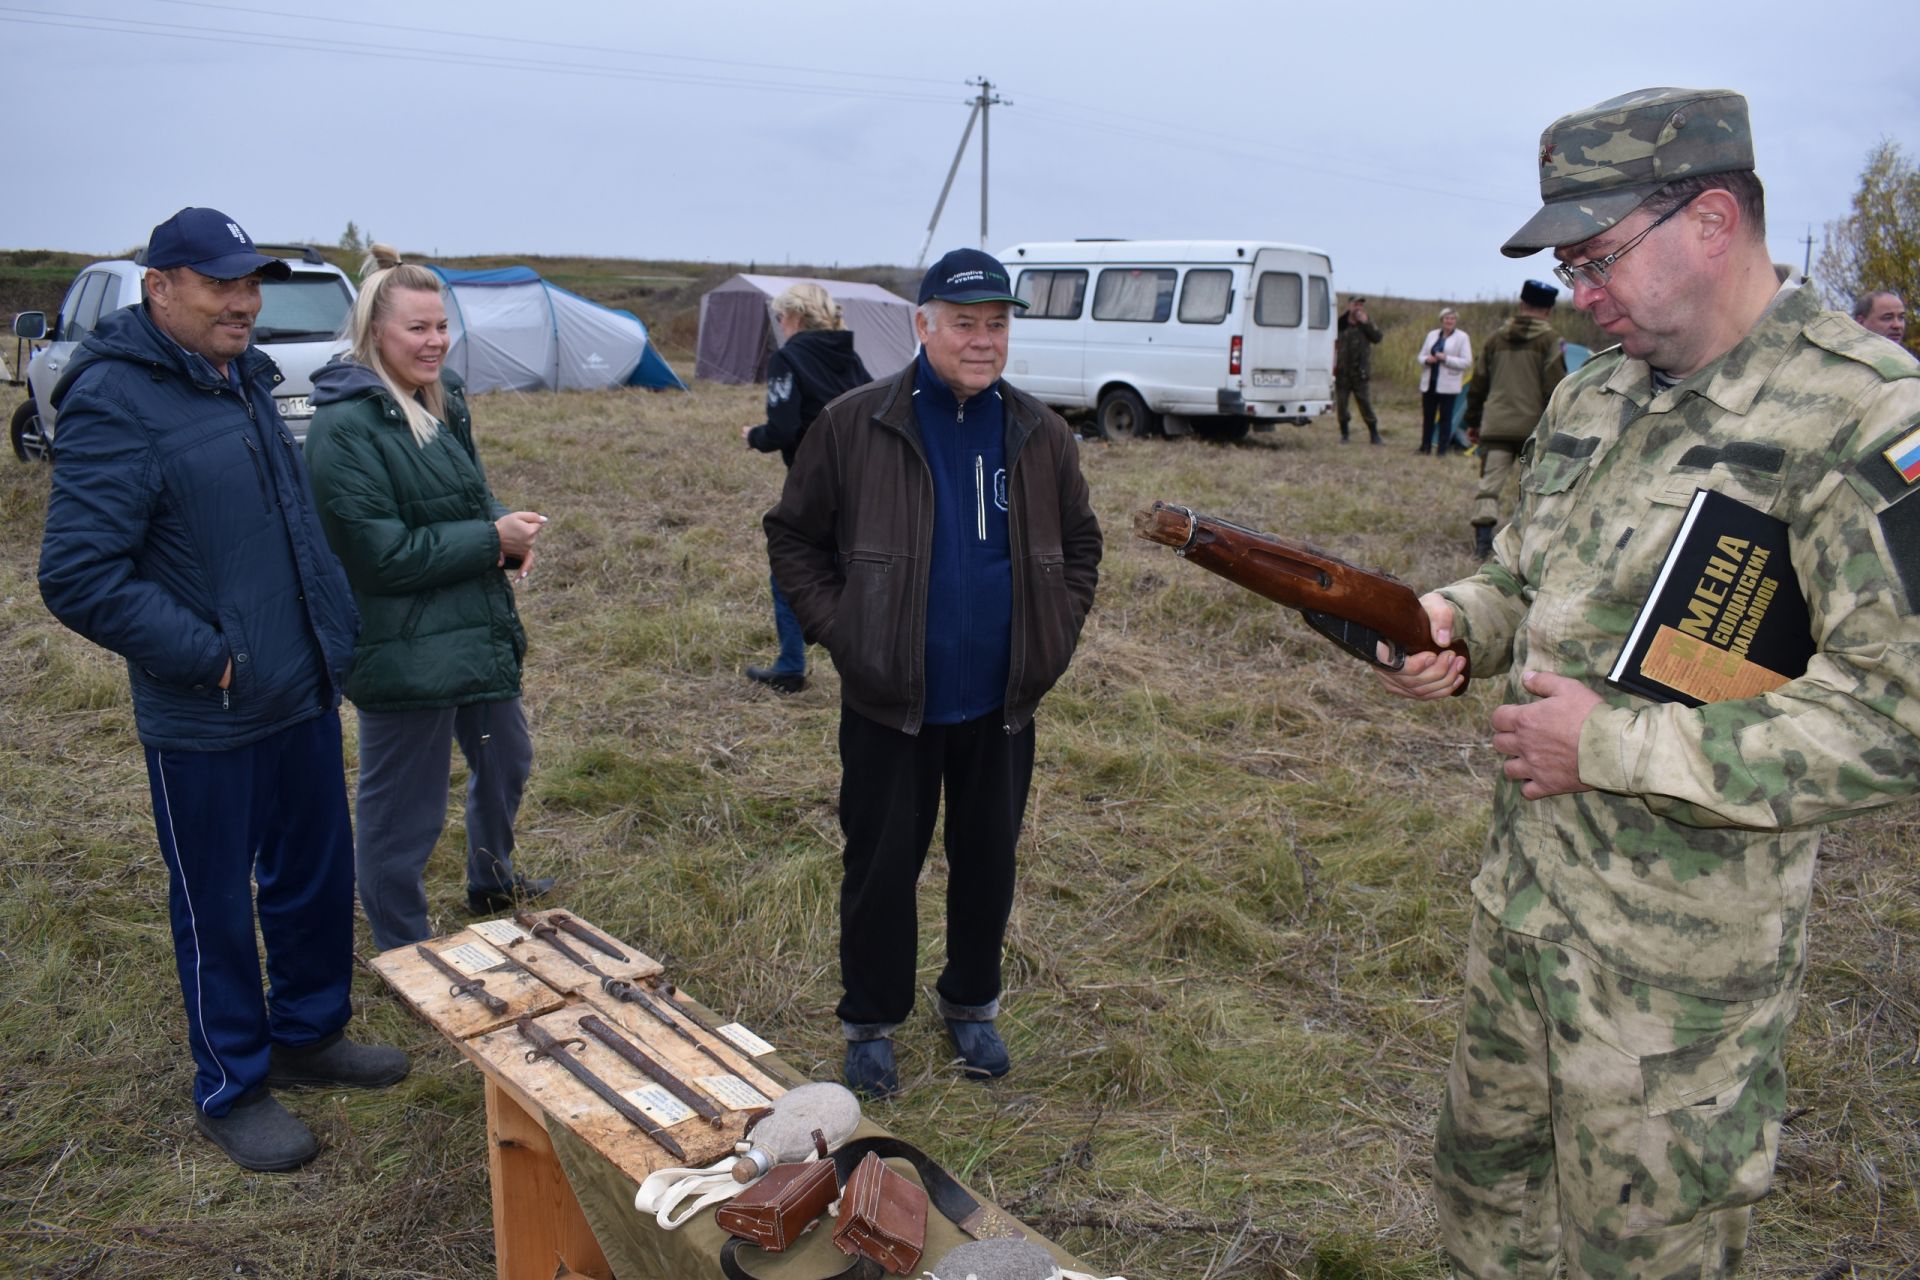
left=348, top=263, right=446, bottom=448
left=1438, top=307, right=1459, bottom=321
left=769, top=282, right=843, bottom=332
left=360, top=242, right=402, bottom=278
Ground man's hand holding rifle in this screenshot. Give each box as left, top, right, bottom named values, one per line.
left=1132, top=500, right=1594, bottom=798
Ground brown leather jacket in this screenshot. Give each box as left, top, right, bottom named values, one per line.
left=764, top=364, right=1102, bottom=735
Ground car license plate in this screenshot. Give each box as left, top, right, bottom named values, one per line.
left=1251, top=369, right=1295, bottom=388
left=276, top=395, right=314, bottom=419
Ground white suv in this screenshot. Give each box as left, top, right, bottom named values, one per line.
left=9, top=246, right=355, bottom=461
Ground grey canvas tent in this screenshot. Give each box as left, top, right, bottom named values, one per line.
left=695, top=274, right=916, bottom=385
left=428, top=266, right=685, bottom=393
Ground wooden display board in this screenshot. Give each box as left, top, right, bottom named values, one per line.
left=372, top=910, right=790, bottom=1280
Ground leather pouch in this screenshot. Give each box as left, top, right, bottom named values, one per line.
left=714, top=1159, right=837, bottom=1252
left=831, top=1150, right=928, bottom=1275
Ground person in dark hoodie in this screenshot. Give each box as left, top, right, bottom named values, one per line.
left=303, top=263, right=554, bottom=953
left=37, top=207, right=408, bottom=1173
left=765, top=248, right=1102, bottom=1098
left=741, top=282, right=872, bottom=693
left=1462, top=279, right=1567, bottom=557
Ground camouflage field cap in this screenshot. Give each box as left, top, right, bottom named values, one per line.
left=1501, top=87, right=1753, bottom=258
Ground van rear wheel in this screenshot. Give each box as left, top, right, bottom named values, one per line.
left=1097, top=388, right=1158, bottom=439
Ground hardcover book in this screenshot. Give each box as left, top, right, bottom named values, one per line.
left=1607, top=487, right=1814, bottom=706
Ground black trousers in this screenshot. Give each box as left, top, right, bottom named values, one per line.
left=834, top=707, right=1036, bottom=1032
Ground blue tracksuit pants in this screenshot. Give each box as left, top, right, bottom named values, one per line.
left=144, top=711, right=355, bottom=1116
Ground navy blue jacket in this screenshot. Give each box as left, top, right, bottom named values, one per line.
left=38, top=304, right=359, bottom=751
left=913, top=350, right=1012, bottom=725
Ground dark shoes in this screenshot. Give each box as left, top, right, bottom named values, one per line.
left=944, top=1018, right=1011, bottom=1080
left=466, top=873, right=556, bottom=915
left=844, top=1038, right=899, bottom=1100
left=1473, top=525, right=1496, bottom=559
left=195, top=1087, right=319, bottom=1173
left=746, top=665, right=806, bottom=694
left=267, top=1032, right=410, bottom=1090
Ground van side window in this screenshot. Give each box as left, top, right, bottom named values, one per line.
left=1308, top=276, right=1332, bottom=329
left=1093, top=268, right=1176, bottom=323
left=1177, top=270, right=1233, bottom=324
left=1015, top=269, right=1087, bottom=320
left=1255, top=272, right=1303, bottom=327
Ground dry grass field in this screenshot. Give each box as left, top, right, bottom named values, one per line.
left=3, top=338, right=1918, bottom=1277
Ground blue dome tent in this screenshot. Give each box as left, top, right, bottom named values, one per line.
left=427, top=265, right=686, bottom=393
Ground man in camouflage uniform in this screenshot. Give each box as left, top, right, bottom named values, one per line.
left=1377, top=87, right=1920, bottom=1277
left=1334, top=295, right=1384, bottom=443
left=1462, top=279, right=1566, bottom=559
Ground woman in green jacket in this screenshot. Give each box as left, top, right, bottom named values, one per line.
left=305, top=263, right=553, bottom=951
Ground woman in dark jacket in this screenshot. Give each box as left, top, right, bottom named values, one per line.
left=742, top=283, right=872, bottom=693
left=305, top=263, right=552, bottom=951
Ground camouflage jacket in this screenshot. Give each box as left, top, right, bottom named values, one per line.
left=1334, top=315, right=1382, bottom=383
left=1462, top=314, right=1566, bottom=444
left=1438, top=284, right=1920, bottom=1000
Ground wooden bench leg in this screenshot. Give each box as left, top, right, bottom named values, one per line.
left=486, top=1078, right=613, bottom=1280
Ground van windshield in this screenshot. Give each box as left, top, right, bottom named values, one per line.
left=255, top=274, right=353, bottom=343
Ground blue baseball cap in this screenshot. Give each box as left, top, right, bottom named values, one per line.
left=918, top=248, right=1027, bottom=307
left=145, top=207, right=292, bottom=280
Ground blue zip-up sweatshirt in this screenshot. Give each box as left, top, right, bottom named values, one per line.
left=38, top=304, right=360, bottom=751
left=913, top=349, right=1012, bottom=724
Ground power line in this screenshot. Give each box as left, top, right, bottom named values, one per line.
left=141, top=0, right=954, bottom=91
left=0, top=8, right=961, bottom=105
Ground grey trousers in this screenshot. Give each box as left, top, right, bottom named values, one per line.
left=354, top=698, right=533, bottom=951
left=1473, top=443, right=1522, bottom=527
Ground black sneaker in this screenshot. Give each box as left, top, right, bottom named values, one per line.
left=745, top=665, right=806, bottom=694
left=465, top=873, right=556, bottom=915
left=844, top=1037, right=899, bottom=1100
left=268, top=1032, right=410, bottom=1089
left=943, top=1018, right=1011, bottom=1079
left=195, top=1087, right=319, bottom=1172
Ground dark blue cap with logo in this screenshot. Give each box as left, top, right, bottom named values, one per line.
left=145, top=207, right=292, bottom=280
left=918, top=248, right=1027, bottom=307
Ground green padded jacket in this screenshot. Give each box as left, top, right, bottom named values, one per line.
left=304, top=358, right=525, bottom=711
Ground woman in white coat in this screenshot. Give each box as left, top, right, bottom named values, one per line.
left=1416, top=308, right=1472, bottom=456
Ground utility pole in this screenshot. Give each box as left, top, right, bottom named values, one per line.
left=1801, top=224, right=1815, bottom=280
left=916, top=77, right=1010, bottom=271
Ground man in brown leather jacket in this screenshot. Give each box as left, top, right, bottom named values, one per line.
left=764, top=248, right=1102, bottom=1097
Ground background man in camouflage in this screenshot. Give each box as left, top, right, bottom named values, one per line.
left=1462, top=279, right=1566, bottom=558
left=1377, top=88, right=1920, bottom=1277
left=1334, top=295, right=1383, bottom=443
left=1853, top=288, right=1908, bottom=346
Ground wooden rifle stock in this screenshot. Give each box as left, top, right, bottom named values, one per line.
left=1132, top=501, right=1469, bottom=689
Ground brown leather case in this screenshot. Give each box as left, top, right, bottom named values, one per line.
left=831, top=1150, right=928, bottom=1275
left=714, top=1159, right=837, bottom=1252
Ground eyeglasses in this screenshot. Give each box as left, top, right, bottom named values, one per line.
left=1552, top=197, right=1695, bottom=291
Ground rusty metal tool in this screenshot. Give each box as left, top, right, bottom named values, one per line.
left=414, top=943, right=510, bottom=1016
left=577, top=1014, right=725, bottom=1122
left=516, top=1016, right=688, bottom=1161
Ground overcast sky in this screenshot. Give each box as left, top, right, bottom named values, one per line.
left=5, top=0, right=1915, bottom=302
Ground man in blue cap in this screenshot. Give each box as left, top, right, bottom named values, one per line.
left=766, top=248, right=1102, bottom=1096
left=39, top=208, right=407, bottom=1172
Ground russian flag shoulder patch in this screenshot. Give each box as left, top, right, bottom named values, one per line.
left=1884, top=424, right=1920, bottom=485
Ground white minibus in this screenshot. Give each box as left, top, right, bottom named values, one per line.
left=998, top=239, right=1335, bottom=441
